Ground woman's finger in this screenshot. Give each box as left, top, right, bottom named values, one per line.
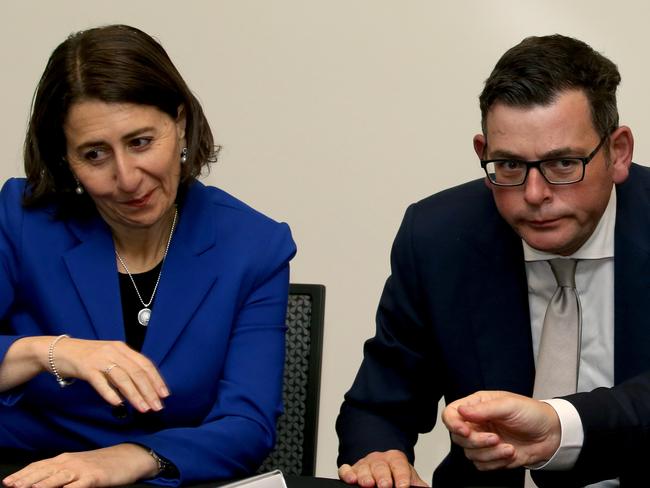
left=93, top=342, right=167, bottom=408
left=85, top=370, right=125, bottom=407
left=31, top=469, right=77, bottom=488
left=126, top=352, right=169, bottom=398
left=4, top=462, right=70, bottom=488
left=101, top=363, right=155, bottom=412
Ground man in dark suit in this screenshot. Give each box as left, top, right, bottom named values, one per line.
left=337, top=34, right=645, bottom=487
left=441, top=371, right=650, bottom=486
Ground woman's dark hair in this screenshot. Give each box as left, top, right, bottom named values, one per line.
left=23, top=24, right=217, bottom=216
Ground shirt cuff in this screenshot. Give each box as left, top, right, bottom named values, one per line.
left=529, top=398, right=584, bottom=471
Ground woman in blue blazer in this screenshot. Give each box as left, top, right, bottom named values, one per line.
left=0, top=25, right=295, bottom=487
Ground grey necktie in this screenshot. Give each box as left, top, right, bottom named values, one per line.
left=526, top=259, right=582, bottom=488
left=533, top=258, right=582, bottom=399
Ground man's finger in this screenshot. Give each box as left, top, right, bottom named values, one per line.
left=457, top=397, right=516, bottom=423
left=464, top=444, right=515, bottom=464
left=369, top=460, right=394, bottom=488
left=354, top=461, right=377, bottom=488
left=441, top=405, right=470, bottom=437
left=451, top=431, right=500, bottom=449
left=338, top=464, right=358, bottom=485
left=387, top=457, right=413, bottom=488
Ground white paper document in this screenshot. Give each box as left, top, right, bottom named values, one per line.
left=218, top=470, right=288, bottom=488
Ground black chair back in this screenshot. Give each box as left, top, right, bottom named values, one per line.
left=258, top=283, right=325, bottom=476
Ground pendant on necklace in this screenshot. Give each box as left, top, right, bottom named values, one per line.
left=138, top=308, right=152, bottom=326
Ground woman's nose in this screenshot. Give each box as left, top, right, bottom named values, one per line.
left=113, top=152, right=141, bottom=193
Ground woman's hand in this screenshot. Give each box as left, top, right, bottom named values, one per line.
left=2, top=444, right=160, bottom=488
left=0, top=336, right=169, bottom=413
left=52, top=337, right=169, bottom=413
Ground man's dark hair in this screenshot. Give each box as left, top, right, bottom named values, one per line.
left=23, top=24, right=217, bottom=217
left=479, top=34, right=620, bottom=141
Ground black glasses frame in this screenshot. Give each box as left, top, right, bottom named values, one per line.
left=480, top=136, right=607, bottom=187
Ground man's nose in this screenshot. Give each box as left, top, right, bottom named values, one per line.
left=523, top=167, right=553, bottom=205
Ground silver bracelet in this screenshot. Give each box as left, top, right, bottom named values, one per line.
left=48, top=334, right=75, bottom=388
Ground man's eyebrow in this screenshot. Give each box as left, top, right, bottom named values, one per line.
left=486, top=146, right=584, bottom=160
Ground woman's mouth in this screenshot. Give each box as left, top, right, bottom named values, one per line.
left=124, top=189, right=154, bottom=208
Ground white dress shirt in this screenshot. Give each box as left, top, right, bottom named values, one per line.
left=523, top=188, right=617, bottom=488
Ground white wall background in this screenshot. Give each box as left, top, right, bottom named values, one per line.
left=2, top=1, right=649, bottom=482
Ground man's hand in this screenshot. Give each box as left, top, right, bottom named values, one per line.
left=338, top=450, right=428, bottom=488
left=2, top=444, right=160, bottom=488
left=441, top=391, right=562, bottom=471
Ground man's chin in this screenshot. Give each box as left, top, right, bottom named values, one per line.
left=519, top=232, right=578, bottom=256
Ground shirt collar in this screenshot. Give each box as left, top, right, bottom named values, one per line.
left=523, top=187, right=616, bottom=261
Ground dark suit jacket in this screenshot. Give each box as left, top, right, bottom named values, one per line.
left=0, top=178, right=296, bottom=485
left=533, top=371, right=650, bottom=487
left=337, top=163, right=650, bottom=487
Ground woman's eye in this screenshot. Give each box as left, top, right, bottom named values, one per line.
left=130, top=137, right=152, bottom=149
left=83, top=148, right=107, bottom=162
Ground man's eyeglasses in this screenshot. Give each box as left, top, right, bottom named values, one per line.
left=480, top=136, right=607, bottom=187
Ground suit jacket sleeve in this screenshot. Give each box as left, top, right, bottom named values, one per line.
left=0, top=179, right=22, bottom=370
left=130, top=222, right=296, bottom=485
left=533, top=371, right=650, bottom=487
left=336, top=204, right=441, bottom=465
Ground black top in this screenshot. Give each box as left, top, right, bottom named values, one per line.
left=118, top=261, right=163, bottom=351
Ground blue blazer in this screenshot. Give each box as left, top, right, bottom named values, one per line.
left=337, top=163, right=650, bottom=487
left=0, top=178, right=296, bottom=485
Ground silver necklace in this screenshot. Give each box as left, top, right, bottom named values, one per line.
left=115, top=207, right=178, bottom=326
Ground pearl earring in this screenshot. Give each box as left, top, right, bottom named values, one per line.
left=74, top=177, right=84, bottom=195
left=180, top=147, right=188, bottom=164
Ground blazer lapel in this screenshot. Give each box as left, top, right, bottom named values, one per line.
left=614, top=169, right=650, bottom=382
left=466, top=210, right=535, bottom=395
left=63, top=217, right=123, bottom=340
left=62, top=182, right=220, bottom=359
left=142, top=182, right=220, bottom=365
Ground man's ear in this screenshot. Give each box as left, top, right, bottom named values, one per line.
left=473, top=134, right=493, bottom=189
left=608, top=125, right=633, bottom=184
left=473, top=134, right=487, bottom=159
